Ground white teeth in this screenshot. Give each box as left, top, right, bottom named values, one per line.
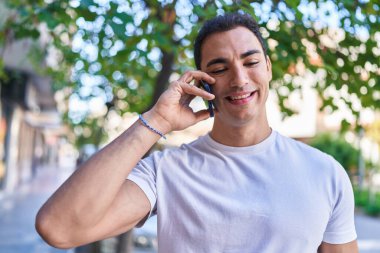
left=230, top=93, right=252, bottom=100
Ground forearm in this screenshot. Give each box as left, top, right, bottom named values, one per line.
left=37, top=111, right=167, bottom=230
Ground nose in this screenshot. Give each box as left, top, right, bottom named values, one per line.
left=230, top=63, right=249, bottom=88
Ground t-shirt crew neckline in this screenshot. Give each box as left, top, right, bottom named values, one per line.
left=204, top=129, right=277, bottom=154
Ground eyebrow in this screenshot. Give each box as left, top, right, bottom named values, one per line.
left=206, top=49, right=261, bottom=68
left=241, top=49, right=260, bottom=58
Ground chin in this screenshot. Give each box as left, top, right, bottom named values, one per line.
left=217, top=113, right=257, bottom=127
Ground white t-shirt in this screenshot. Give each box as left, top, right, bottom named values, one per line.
left=128, top=130, right=357, bottom=253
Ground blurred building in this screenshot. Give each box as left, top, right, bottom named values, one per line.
left=0, top=69, right=61, bottom=193
left=0, top=5, right=61, bottom=194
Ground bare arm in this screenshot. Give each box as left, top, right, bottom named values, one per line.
left=318, top=240, right=359, bottom=253
left=35, top=71, right=215, bottom=249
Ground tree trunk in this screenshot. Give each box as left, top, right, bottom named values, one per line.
left=147, top=50, right=175, bottom=110
left=75, top=241, right=101, bottom=253
left=116, top=230, right=134, bottom=253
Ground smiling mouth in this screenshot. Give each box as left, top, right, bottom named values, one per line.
left=226, top=91, right=257, bottom=101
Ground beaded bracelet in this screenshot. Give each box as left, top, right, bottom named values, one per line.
left=138, top=114, right=167, bottom=139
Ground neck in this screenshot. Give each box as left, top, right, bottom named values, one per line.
left=210, top=115, right=271, bottom=147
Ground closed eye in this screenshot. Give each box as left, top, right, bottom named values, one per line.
left=210, top=68, right=227, bottom=74
left=245, top=62, right=259, bottom=67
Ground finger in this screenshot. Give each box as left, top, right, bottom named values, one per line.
left=179, top=91, right=194, bottom=105
left=182, top=94, right=195, bottom=106
left=180, top=81, right=215, bottom=100
left=178, top=70, right=215, bottom=85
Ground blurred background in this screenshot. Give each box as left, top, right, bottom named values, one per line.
left=0, top=0, right=379, bottom=252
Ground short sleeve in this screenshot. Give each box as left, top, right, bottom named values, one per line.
left=322, top=162, right=357, bottom=244
left=127, top=151, right=161, bottom=226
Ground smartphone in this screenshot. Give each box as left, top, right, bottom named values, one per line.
left=200, top=80, right=216, bottom=117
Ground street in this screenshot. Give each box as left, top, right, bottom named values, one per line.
left=0, top=165, right=379, bottom=253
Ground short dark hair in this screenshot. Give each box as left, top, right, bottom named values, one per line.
left=194, top=12, right=267, bottom=70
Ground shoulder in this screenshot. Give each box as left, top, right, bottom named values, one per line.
left=275, top=132, right=321, bottom=155
left=167, top=134, right=210, bottom=155
left=275, top=132, right=353, bottom=207
left=144, top=135, right=209, bottom=162
left=275, top=132, right=346, bottom=175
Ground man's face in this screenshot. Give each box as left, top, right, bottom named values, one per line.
left=200, top=26, right=272, bottom=127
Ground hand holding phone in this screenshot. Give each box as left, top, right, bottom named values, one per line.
left=200, top=80, right=216, bottom=117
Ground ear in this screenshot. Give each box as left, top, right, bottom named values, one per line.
left=266, top=55, right=272, bottom=81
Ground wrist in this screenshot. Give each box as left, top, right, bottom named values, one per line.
left=142, top=110, right=172, bottom=135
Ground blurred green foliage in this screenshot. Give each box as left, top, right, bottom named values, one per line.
left=354, top=188, right=380, bottom=217
left=0, top=0, right=379, bottom=147
left=355, top=187, right=370, bottom=207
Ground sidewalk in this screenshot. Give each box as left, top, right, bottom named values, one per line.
left=355, top=212, right=380, bottom=253
left=0, top=165, right=74, bottom=253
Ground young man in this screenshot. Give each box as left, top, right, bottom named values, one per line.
left=36, top=13, right=358, bottom=252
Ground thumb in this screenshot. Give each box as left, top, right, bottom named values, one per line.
left=193, top=109, right=212, bottom=123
